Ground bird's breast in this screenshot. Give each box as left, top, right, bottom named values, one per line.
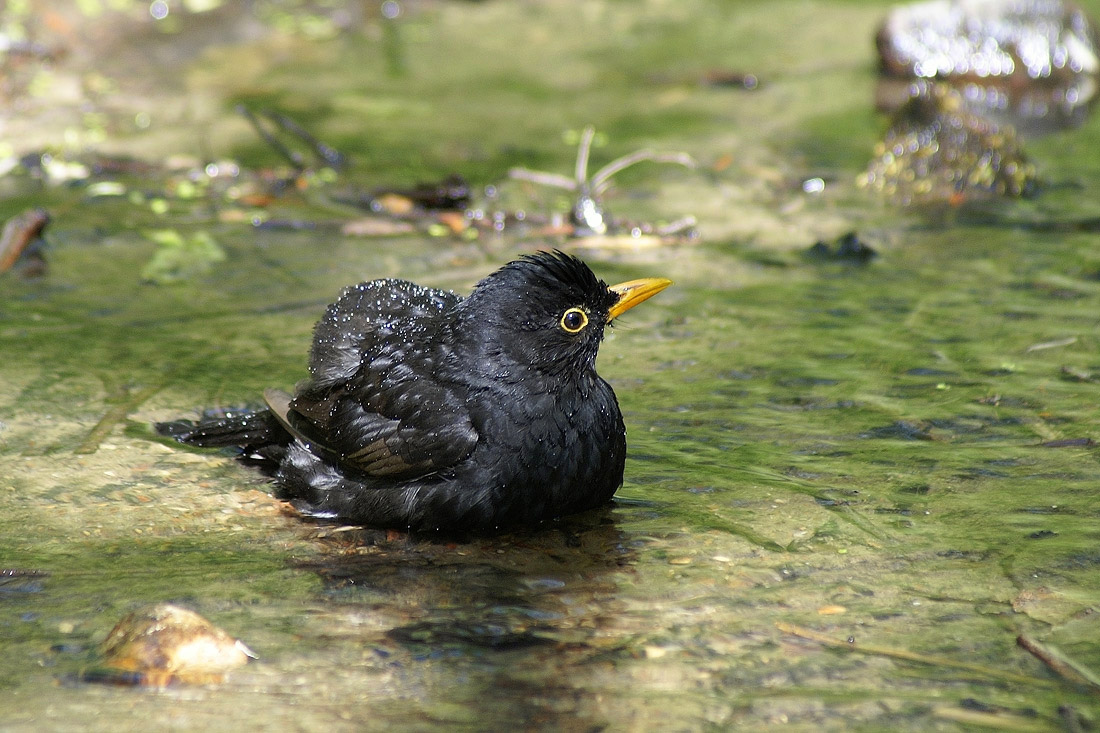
left=459, top=374, right=625, bottom=519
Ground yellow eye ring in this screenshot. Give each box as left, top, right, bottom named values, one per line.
left=560, top=307, right=588, bottom=333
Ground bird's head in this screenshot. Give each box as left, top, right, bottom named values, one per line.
left=460, top=251, right=671, bottom=379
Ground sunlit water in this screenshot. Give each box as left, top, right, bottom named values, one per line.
left=2, top=1, right=1099, bottom=730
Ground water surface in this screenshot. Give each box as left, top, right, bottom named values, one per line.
left=2, top=1, right=1099, bottom=730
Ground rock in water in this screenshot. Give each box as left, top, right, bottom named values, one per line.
left=875, top=0, right=1100, bottom=134
left=860, top=82, right=1038, bottom=205
left=91, top=603, right=255, bottom=687
left=877, top=0, right=1099, bottom=82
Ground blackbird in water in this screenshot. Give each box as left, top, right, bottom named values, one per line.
left=157, top=251, right=670, bottom=532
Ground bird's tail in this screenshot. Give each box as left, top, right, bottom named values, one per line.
left=155, top=409, right=291, bottom=471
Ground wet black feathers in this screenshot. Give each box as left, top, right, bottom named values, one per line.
left=158, top=251, right=632, bottom=532
left=288, top=276, right=477, bottom=479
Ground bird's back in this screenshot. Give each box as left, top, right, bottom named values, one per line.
left=307, top=278, right=461, bottom=389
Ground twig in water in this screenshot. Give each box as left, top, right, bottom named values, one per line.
left=76, top=384, right=163, bottom=454
left=0, top=208, right=49, bottom=274
left=776, top=622, right=1053, bottom=686
left=930, top=705, right=1050, bottom=731
left=1016, top=635, right=1100, bottom=692
left=1026, top=336, right=1077, bottom=353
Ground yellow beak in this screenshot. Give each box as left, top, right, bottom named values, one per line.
left=608, top=277, right=673, bottom=321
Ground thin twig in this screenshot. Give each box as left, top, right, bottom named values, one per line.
left=574, top=125, right=596, bottom=185
left=236, top=105, right=305, bottom=171
left=592, top=150, right=696, bottom=194
left=0, top=208, right=49, bottom=272
left=1026, top=336, right=1077, bottom=353
left=930, top=706, right=1050, bottom=732
left=268, top=112, right=347, bottom=170
left=656, top=215, right=698, bottom=237
left=508, top=167, right=577, bottom=190
left=777, top=622, right=1053, bottom=686
left=75, top=384, right=163, bottom=454
left=1017, top=635, right=1100, bottom=692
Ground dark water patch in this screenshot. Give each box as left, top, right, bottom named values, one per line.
left=804, top=232, right=878, bottom=264
left=905, top=368, right=957, bottom=377
left=765, top=397, right=856, bottom=412
left=783, top=467, right=825, bottom=481
left=1057, top=553, right=1100, bottom=570
left=717, top=369, right=759, bottom=381
left=986, top=458, right=1034, bottom=467
left=655, top=359, right=698, bottom=371
left=0, top=569, right=48, bottom=594
left=861, top=421, right=934, bottom=441
left=1008, top=280, right=1089, bottom=300
left=387, top=619, right=557, bottom=653
left=952, top=467, right=1010, bottom=480
left=937, top=550, right=995, bottom=562
left=975, top=394, right=1042, bottom=409
left=710, top=385, right=751, bottom=399
left=774, top=376, right=841, bottom=387
left=793, top=448, right=854, bottom=459
left=1039, top=438, right=1096, bottom=449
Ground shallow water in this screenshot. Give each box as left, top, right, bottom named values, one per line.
left=2, top=0, right=1099, bottom=730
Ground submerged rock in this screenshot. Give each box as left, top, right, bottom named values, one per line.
left=859, top=82, right=1038, bottom=204
left=876, top=0, right=1100, bottom=134
left=90, top=603, right=255, bottom=687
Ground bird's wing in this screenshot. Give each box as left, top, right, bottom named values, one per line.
left=273, top=278, right=478, bottom=479
left=269, top=379, right=477, bottom=479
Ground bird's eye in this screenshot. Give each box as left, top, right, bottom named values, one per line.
left=560, top=307, right=589, bottom=333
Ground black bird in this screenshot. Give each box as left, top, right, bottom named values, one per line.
left=158, top=251, right=670, bottom=532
